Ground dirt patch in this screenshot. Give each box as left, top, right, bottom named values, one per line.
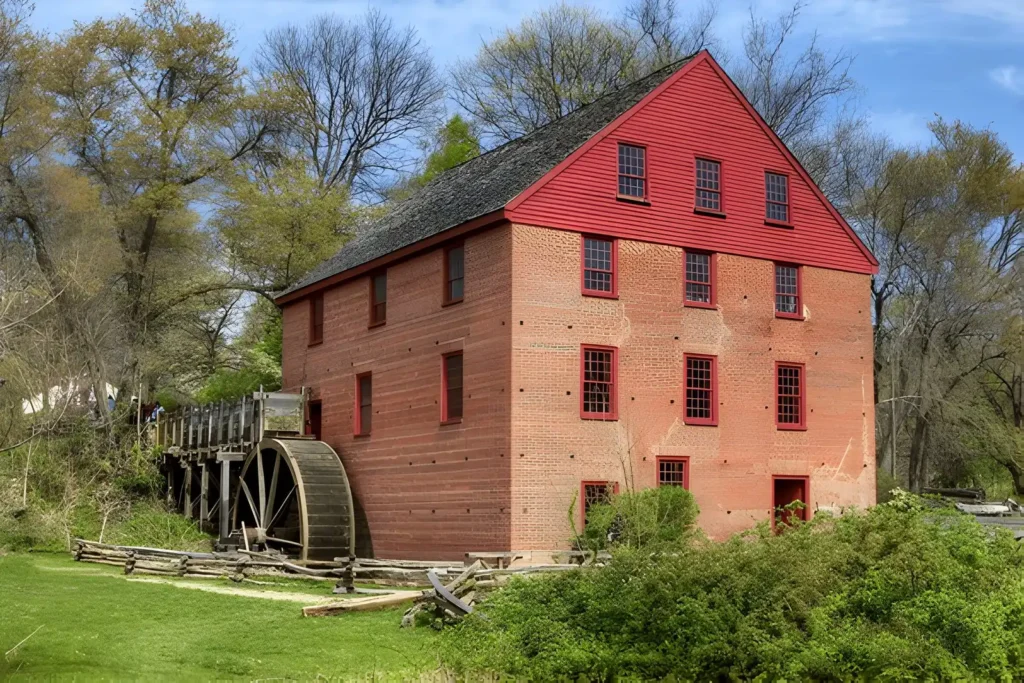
left=35, top=561, right=334, bottom=603
left=125, top=577, right=333, bottom=603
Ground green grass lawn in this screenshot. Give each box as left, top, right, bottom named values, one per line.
left=0, top=553, right=438, bottom=681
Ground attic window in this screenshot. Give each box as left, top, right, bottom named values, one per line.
left=766, top=172, right=790, bottom=223
left=617, top=143, right=647, bottom=200
left=695, top=158, right=722, bottom=213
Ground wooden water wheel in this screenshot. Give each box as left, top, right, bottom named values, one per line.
left=231, top=438, right=355, bottom=561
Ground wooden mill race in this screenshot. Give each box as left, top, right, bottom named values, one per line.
left=155, top=390, right=355, bottom=562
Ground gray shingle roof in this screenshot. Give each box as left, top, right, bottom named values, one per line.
left=279, top=58, right=690, bottom=299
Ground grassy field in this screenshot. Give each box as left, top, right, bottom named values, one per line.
left=0, top=553, right=439, bottom=681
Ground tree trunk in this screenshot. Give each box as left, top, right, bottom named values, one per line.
left=907, top=415, right=929, bottom=493
left=1005, top=460, right=1024, bottom=497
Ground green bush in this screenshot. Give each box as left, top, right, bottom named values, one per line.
left=578, top=485, right=700, bottom=552
left=442, top=504, right=1024, bottom=681
left=105, top=501, right=213, bottom=551
left=876, top=467, right=900, bottom=504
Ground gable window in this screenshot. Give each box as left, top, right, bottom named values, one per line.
left=657, top=456, right=689, bottom=488
left=684, top=354, right=717, bottom=426
left=581, top=481, right=616, bottom=526
left=581, top=345, right=617, bottom=420
left=617, top=143, right=646, bottom=200
left=369, top=272, right=387, bottom=326
left=355, top=373, right=372, bottom=436
left=695, top=158, right=722, bottom=213
left=775, top=264, right=802, bottom=319
left=441, top=352, right=463, bottom=423
left=582, top=236, right=617, bottom=297
left=776, top=362, right=806, bottom=430
left=684, top=251, right=715, bottom=308
left=309, top=293, right=324, bottom=346
left=765, top=172, right=790, bottom=224
left=444, top=244, right=464, bottom=305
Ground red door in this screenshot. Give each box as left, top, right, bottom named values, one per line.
left=307, top=401, right=322, bottom=441
left=772, top=476, right=809, bottom=530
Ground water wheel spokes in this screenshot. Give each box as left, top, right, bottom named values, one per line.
left=232, top=438, right=355, bottom=561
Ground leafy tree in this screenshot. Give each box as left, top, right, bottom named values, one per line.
left=421, top=115, right=480, bottom=184
left=215, top=158, right=352, bottom=293
left=45, top=0, right=275, bottom=406
left=842, top=119, right=1024, bottom=491
left=451, top=0, right=715, bottom=144
left=257, top=9, right=443, bottom=200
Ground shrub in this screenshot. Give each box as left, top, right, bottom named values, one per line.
left=442, top=504, right=1024, bottom=681
left=105, top=501, right=213, bottom=551
left=578, top=485, right=699, bottom=552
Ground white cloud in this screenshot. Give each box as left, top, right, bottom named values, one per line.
left=989, top=66, right=1024, bottom=96
left=867, top=109, right=934, bottom=147
left=715, top=0, right=1024, bottom=44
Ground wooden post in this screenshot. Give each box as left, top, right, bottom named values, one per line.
left=219, top=457, right=231, bottom=541
left=184, top=462, right=193, bottom=519
left=216, top=452, right=244, bottom=544
left=166, top=461, right=174, bottom=508
left=199, top=462, right=210, bottom=526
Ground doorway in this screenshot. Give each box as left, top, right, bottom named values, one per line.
left=306, top=400, right=322, bottom=441
left=772, top=476, right=809, bottom=530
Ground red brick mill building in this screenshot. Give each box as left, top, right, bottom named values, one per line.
left=275, top=52, right=878, bottom=560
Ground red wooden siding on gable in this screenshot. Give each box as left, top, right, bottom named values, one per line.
left=507, top=56, right=876, bottom=276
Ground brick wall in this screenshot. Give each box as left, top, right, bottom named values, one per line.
left=281, top=226, right=513, bottom=560
left=509, top=223, right=875, bottom=550
left=281, top=221, right=876, bottom=559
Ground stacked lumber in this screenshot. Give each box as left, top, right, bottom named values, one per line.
left=400, top=561, right=580, bottom=628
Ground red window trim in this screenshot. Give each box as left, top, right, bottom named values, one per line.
left=442, top=242, right=464, bottom=307
left=440, top=351, right=464, bottom=425
left=354, top=372, right=371, bottom=437
left=616, top=141, right=649, bottom=203
left=775, top=361, right=807, bottom=431
left=656, top=456, right=690, bottom=489
left=368, top=271, right=387, bottom=328
left=580, top=235, right=618, bottom=299
left=693, top=155, right=726, bottom=217
left=580, top=344, right=618, bottom=420
left=765, top=170, right=793, bottom=228
left=683, top=353, right=718, bottom=426
left=308, top=292, right=324, bottom=346
left=774, top=263, right=804, bottom=320
left=771, top=475, right=810, bottom=532
left=580, top=480, right=619, bottom=528
left=683, top=249, right=716, bottom=309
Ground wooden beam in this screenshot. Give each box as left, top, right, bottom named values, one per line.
left=302, top=591, right=423, bottom=617
left=199, top=462, right=210, bottom=526
left=218, top=457, right=232, bottom=542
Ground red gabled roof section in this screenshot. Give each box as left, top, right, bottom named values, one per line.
left=507, top=51, right=878, bottom=275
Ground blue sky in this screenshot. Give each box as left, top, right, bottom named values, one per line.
left=28, top=0, right=1024, bottom=161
